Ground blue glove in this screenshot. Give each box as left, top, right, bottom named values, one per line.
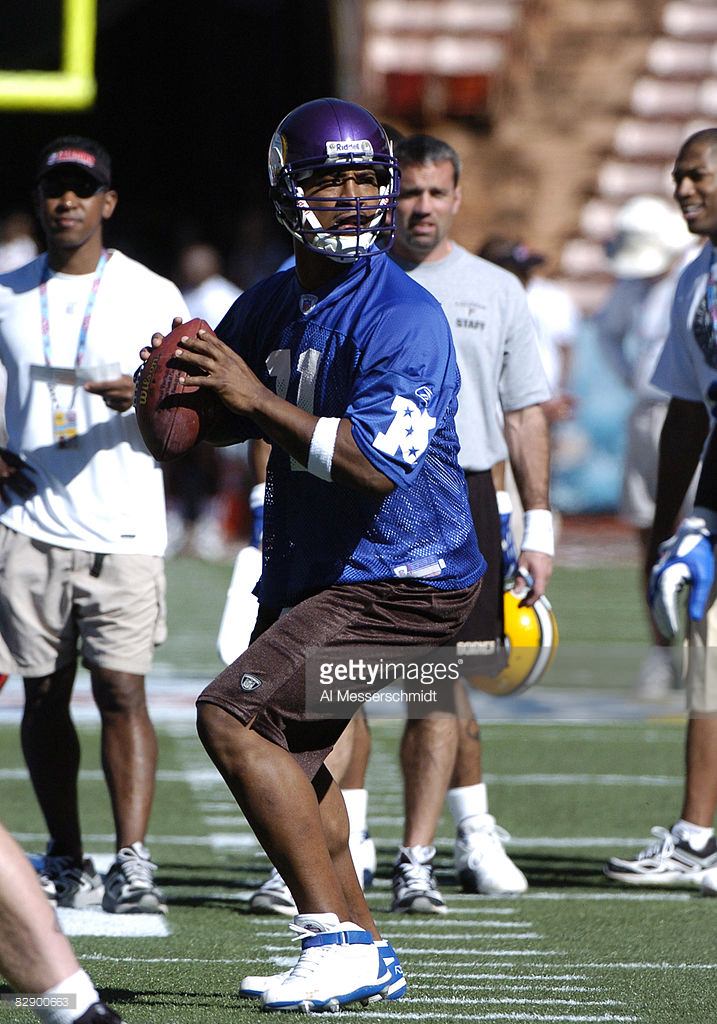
left=496, top=490, right=519, bottom=588
left=249, top=482, right=265, bottom=549
left=649, top=516, right=715, bottom=639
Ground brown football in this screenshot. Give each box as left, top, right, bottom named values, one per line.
left=134, top=318, right=216, bottom=461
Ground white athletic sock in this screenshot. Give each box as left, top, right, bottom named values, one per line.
left=36, top=969, right=99, bottom=1024
left=671, top=819, right=715, bottom=851
left=342, top=788, right=368, bottom=836
left=447, top=783, right=488, bottom=828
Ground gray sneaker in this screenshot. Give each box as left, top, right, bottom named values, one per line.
left=36, top=853, right=103, bottom=908
left=102, top=842, right=167, bottom=914
left=249, top=867, right=297, bottom=917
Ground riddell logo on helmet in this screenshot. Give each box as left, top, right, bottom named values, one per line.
left=326, top=140, right=373, bottom=160
left=47, top=149, right=97, bottom=169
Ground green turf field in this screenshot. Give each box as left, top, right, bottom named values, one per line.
left=3, top=559, right=715, bottom=1023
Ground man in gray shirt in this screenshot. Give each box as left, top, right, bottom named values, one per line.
left=386, top=134, right=554, bottom=911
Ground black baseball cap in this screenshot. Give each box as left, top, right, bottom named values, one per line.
left=36, top=135, right=112, bottom=188
left=478, top=236, right=545, bottom=272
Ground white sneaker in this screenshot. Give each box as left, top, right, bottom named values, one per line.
left=249, top=867, right=297, bottom=917
left=240, top=937, right=407, bottom=1002
left=261, top=913, right=390, bottom=1012
left=240, top=967, right=291, bottom=999
left=250, top=834, right=376, bottom=917
left=391, top=845, right=447, bottom=913
left=102, top=842, right=167, bottom=914
left=605, top=827, right=717, bottom=887
left=349, top=830, right=376, bottom=890
left=455, top=814, right=528, bottom=895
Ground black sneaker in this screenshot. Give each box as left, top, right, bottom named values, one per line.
left=391, top=845, right=447, bottom=913
left=605, top=826, right=717, bottom=887
left=75, top=1003, right=127, bottom=1024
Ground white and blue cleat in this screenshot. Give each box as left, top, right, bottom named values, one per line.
left=240, top=915, right=407, bottom=1010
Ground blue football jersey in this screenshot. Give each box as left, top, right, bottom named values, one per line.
left=216, top=253, right=485, bottom=608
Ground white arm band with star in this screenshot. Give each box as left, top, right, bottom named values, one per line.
left=522, top=508, right=554, bottom=556
left=307, top=417, right=341, bottom=481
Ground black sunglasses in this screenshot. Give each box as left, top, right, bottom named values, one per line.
left=38, top=176, right=106, bottom=199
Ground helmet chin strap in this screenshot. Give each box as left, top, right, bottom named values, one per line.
left=294, top=184, right=390, bottom=262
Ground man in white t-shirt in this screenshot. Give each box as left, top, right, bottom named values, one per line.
left=0, top=136, right=189, bottom=914
left=594, top=196, right=698, bottom=699
left=605, top=128, right=717, bottom=891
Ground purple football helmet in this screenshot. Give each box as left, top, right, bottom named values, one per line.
left=268, top=98, right=400, bottom=263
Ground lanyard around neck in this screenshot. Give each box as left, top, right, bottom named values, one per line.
left=39, top=250, right=110, bottom=369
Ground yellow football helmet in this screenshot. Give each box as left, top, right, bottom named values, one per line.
left=460, top=588, right=559, bottom=697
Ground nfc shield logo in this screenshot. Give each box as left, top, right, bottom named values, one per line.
left=240, top=673, right=263, bottom=691
left=372, top=396, right=437, bottom=465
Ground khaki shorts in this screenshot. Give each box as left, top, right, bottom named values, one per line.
left=620, top=399, right=699, bottom=529
left=685, top=587, right=717, bottom=716
left=0, top=524, right=166, bottom=677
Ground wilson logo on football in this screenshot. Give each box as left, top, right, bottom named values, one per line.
left=136, top=359, right=158, bottom=407
left=240, top=673, right=263, bottom=691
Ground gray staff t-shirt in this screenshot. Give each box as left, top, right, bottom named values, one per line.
left=392, top=243, right=550, bottom=471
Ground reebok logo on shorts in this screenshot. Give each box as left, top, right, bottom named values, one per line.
left=240, top=673, right=263, bottom=691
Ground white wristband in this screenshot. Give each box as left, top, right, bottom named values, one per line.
left=522, top=508, right=554, bottom=556
left=307, top=417, right=341, bottom=480
left=693, top=506, right=717, bottom=536
left=249, top=482, right=265, bottom=510
left=496, top=489, right=513, bottom=515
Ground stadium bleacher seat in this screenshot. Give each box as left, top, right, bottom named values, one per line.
left=662, top=1, right=717, bottom=39
left=364, top=0, right=524, bottom=121
left=646, top=39, right=714, bottom=78
left=613, top=119, right=686, bottom=160
left=630, top=78, right=701, bottom=119
left=597, top=160, right=674, bottom=200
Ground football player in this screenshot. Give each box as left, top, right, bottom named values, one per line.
left=605, top=128, right=717, bottom=891
left=141, top=98, right=484, bottom=1011
left=246, top=134, right=556, bottom=918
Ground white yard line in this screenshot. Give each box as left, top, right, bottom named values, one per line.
left=255, top=930, right=543, bottom=941
left=260, top=944, right=561, bottom=957
left=406, top=996, right=627, bottom=1007
left=375, top=919, right=533, bottom=929
left=520, top=891, right=694, bottom=902
left=336, top=1013, right=638, bottom=1022
left=57, top=908, right=169, bottom=938
left=418, top=974, right=593, bottom=981
left=0, top=768, right=683, bottom=786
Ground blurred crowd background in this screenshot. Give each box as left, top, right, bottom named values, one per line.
left=1, top=0, right=715, bottom=559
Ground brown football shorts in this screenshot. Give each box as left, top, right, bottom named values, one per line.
left=197, top=577, right=480, bottom=778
